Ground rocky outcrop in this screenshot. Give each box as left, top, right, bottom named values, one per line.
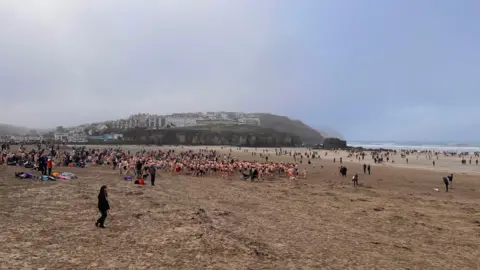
left=252, top=113, right=324, bottom=144
left=323, top=137, right=347, bottom=150
left=96, top=125, right=302, bottom=147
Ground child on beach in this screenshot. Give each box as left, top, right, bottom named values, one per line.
left=352, top=173, right=359, bottom=187
left=95, top=185, right=110, bottom=228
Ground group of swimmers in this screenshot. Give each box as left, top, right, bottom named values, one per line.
left=110, top=148, right=309, bottom=183
left=1, top=142, right=314, bottom=183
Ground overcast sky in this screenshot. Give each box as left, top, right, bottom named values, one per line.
left=0, top=0, right=479, bottom=142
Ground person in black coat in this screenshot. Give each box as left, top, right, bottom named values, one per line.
left=442, top=175, right=452, bottom=192
left=95, top=185, right=110, bottom=228
left=150, top=165, right=156, bottom=186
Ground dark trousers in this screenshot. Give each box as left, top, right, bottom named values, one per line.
left=41, top=165, right=46, bottom=175
left=47, top=167, right=52, bottom=176
left=151, top=174, right=155, bottom=186
left=443, top=177, right=449, bottom=192
left=97, top=210, right=108, bottom=226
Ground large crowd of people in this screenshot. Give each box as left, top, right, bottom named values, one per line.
left=1, top=142, right=310, bottom=184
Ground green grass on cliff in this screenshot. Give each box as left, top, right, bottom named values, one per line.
left=112, top=113, right=324, bottom=145
left=252, top=113, right=324, bottom=144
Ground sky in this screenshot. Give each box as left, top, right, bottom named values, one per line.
left=0, top=0, right=479, bottom=142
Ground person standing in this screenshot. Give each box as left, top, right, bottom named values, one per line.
left=40, top=155, right=47, bottom=175
left=150, top=165, right=156, bottom=186
left=46, top=158, right=53, bottom=176
left=442, top=176, right=450, bottom=192
left=96, top=185, right=110, bottom=228
left=352, top=172, right=359, bottom=187
left=136, top=160, right=142, bottom=177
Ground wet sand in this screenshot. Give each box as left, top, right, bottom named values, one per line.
left=1, top=145, right=480, bottom=269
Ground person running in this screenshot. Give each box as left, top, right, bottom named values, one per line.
left=95, top=185, right=110, bottom=228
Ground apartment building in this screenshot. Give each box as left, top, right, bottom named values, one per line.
left=147, top=114, right=165, bottom=129
left=238, top=117, right=261, bottom=126
left=107, top=112, right=261, bottom=130
left=165, top=115, right=200, bottom=127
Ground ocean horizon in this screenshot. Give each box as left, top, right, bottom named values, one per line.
left=347, top=141, right=480, bottom=153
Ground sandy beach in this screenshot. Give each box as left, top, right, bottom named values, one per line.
left=1, top=145, right=480, bottom=269
left=82, top=144, right=480, bottom=174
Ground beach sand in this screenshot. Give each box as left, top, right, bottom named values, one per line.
left=1, top=145, right=480, bottom=269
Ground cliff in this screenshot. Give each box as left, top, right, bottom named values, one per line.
left=0, top=124, right=30, bottom=136
left=250, top=113, right=324, bottom=144
left=315, top=126, right=344, bottom=140
left=110, top=125, right=301, bottom=147
left=323, top=137, right=347, bottom=150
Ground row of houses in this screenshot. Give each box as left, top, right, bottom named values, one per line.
left=53, top=133, right=123, bottom=143
left=108, top=112, right=261, bottom=130
left=0, top=135, right=44, bottom=142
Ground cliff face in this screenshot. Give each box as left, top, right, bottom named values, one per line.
left=323, top=137, right=347, bottom=150
left=116, top=126, right=301, bottom=147
left=251, top=113, right=324, bottom=144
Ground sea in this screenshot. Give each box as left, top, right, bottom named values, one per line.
left=347, top=141, right=480, bottom=154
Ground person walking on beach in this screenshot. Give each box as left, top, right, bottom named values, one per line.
left=367, top=165, right=371, bottom=175
left=363, top=164, right=367, bottom=174
left=150, top=164, right=156, bottom=186
left=95, top=185, right=110, bottom=228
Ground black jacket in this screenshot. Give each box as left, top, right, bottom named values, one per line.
left=98, top=193, right=110, bottom=211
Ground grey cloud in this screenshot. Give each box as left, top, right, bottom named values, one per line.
left=0, top=0, right=285, bottom=128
